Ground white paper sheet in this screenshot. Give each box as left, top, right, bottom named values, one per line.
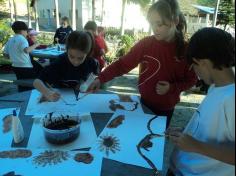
left=0, top=108, right=20, bottom=147
left=26, top=89, right=144, bottom=116
left=91, top=110, right=167, bottom=171
left=27, top=113, right=97, bottom=150
left=0, top=148, right=102, bottom=176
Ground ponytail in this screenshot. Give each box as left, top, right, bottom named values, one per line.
left=176, top=12, right=187, bottom=59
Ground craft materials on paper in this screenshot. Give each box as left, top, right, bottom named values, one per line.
left=0, top=149, right=32, bottom=159
left=107, top=115, right=125, bottom=128
left=91, top=111, right=166, bottom=171
left=27, top=113, right=97, bottom=150
left=98, top=134, right=121, bottom=157
left=0, top=108, right=20, bottom=147
left=136, top=115, right=169, bottom=175
left=74, top=153, right=94, bottom=164
left=33, top=150, right=69, bottom=167
left=26, top=90, right=143, bottom=116
left=3, top=114, right=12, bottom=133
left=0, top=149, right=103, bottom=176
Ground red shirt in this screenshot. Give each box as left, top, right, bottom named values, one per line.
left=27, top=38, right=47, bottom=49
left=98, top=36, right=197, bottom=111
left=93, top=35, right=108, bottom=70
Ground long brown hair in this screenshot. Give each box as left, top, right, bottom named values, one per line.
left=148, top=0, right=186, bottom=59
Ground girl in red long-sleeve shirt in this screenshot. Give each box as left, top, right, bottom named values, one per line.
left=88, top=0, right=197, bottom=127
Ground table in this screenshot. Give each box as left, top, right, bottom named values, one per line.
left=0, top=90, right=167, bottom=176
left=30, top=45, right=65, bottom=59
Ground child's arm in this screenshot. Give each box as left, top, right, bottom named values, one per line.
left=33, top=79, right=60, bottom=102
left=169, top=63, right=197, bottom=94
left=24, top=43, right=40, bottom=53
left=167, top=130, right=235, bottom=165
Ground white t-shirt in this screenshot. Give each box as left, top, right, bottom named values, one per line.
left=170, top=84, right=235, bottom=176
left=4, top=34, right=33, bottom=68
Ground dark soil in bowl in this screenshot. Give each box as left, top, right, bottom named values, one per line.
left=45, top=119, right=79, bottom=130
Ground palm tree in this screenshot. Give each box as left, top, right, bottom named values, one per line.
left=92, top=0, right=95, bottom=21
left=13, top=0, right=17, bottom=21
left=27, top=0, right=32, bottom=28
left=54, top=0, right=60, bottom=28
left=30, top=0, right=39, bottom=31
left=120, top=0, right=151, bottom=35
left=8, top=0, right=14, bottom=23
left=101, top=0, right=105, bottom=25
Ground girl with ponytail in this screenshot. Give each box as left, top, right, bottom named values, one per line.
left=88, top=0, right=197, bottom=128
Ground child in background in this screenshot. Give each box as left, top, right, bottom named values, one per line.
left=54, top=16, right=73, bottom=44
left=3, top=21, right=40, bottom=92
left=27, top=28, right=47, bottom=72
left=27, top=28, right=47, bottom=49
left=88, top=0, right=197, bottom=127
left=84, top=21, right=108, bottom=71
left=167, top=27, right=235, bottom=176
left=33, top=31, right=99, bottom=101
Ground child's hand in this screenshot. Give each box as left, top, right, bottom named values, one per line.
left=156, top=81, right=170, bottom=95
left=55, top=38, right=59, bottom=43
left=87, top=78, right=101, bottom=93
left=167, top=129, right=198, bottom=152
left=34, top=42, right=40, bottom=48
left=45, top=90, right=61, bottom=102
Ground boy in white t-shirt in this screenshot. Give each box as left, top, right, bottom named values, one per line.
left=166, top=27, right=235, bottom=176
left=3, top=21, right=40, bottom=92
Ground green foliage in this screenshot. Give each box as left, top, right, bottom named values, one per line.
left=37, top=32, right=54, bottom=45
left=0, top=20, right=13, bottom=51
left=218, top=0, right=235, bottom=29
left=197, top=0, right=216, bottom=7
left=116, top=34, right=135, bottom=57
left=106, top=27, right=121, bottom=39
left=0, top=56, right=11, bottom=65
left=179, top=0, right=198, bottom=15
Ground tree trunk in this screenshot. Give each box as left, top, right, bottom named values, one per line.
left=148, top=0, right=155, bottom=35
left=27, top=0, right=32, bottom=28
left=54, top=0, right=60, bottom=28
left=71, top=0, right=76, bottom=30
left=92, top=0, right=95, bottom=21
left=101, top=0, right=105, bottom=25
left=120, top=0, right=127, bottom=35
left=8, top=0, right=14, bottom=23
left=33, top=0, right=39, bottom=31
left=212, top=0, right=221, bottom=27
left=13, top=0, right=17, bottom=21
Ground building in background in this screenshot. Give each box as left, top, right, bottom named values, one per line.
left=37, top=0, right=92, bottom=30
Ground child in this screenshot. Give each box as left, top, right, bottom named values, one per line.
left=84, top=21, right=108, bottom=71
left=33, top=31, right=99, bottom=101
left=167, top=28, right=235, bottom=175
left=27, top=28, right=47, bottom=72
left=54, top=16, right=73, bottom=44
left=3, top=21, right=40, bottom=92
left=88, top=0, right=197, bottom=127
left=27, top=28, right=47, bottom=49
